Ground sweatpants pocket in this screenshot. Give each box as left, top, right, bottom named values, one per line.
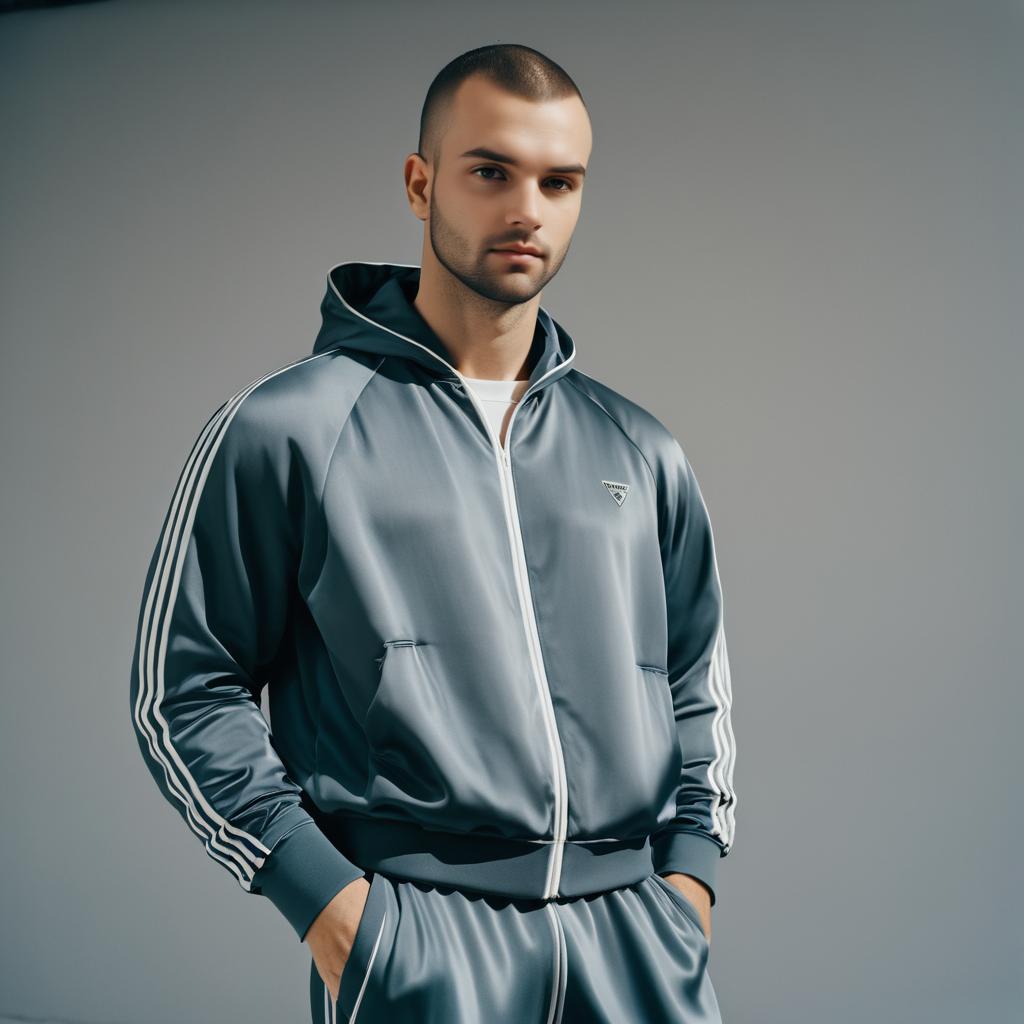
left=649, top=871, right=709, bottom=943
left=336, top=870, right=393, bottom=1021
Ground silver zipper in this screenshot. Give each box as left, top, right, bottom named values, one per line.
left=459, top=380, right=570, bottom=899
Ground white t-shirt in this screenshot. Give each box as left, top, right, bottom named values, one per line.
left=461, top=376, right=531, bottom=449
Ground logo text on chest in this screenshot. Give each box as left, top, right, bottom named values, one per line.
left=602, top=479, right=630, bottom=507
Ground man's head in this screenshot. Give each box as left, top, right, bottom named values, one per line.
left=405, top=44, right=592, bottom=306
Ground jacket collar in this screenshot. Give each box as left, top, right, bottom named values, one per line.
left=312, top=260, right=577, bottom=395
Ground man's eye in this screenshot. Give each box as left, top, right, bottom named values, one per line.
left=472, top=167, right=574, bottom=192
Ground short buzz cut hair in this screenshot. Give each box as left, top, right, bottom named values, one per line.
left=417, top=43, right=587, bottom=167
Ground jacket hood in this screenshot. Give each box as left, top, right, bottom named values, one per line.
left=312, top=260, right=577, bottom=393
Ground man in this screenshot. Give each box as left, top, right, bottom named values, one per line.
left=129, top=43, right=737, bottom=1023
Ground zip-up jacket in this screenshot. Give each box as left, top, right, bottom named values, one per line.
left=128, top=260, right=738, bottom=943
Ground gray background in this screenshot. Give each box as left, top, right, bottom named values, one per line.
left=2, top=1, right=1021, bottom=1021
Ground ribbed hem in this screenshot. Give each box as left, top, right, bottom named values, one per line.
left=251, top=820, right=366, bottom=942
left=316, top=813, right=655, bottom=900
left=650, top=829, right=722, bottom=906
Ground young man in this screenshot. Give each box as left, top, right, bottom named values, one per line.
left=129, top=43, right=737, bottom=1023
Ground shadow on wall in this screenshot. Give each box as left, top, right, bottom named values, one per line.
left=0, top=0, right=113, bottom=14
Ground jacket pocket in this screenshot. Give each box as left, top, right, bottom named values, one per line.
left=365, top=638, right=437, bottom=774
left=635, top=663, right=681, bottom=783
left=367, top=639, right=426, bottom=724
left=363, top=636, right=555, bottom=836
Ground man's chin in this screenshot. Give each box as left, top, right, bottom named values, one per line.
left=478, top=272, right=544, bottom=304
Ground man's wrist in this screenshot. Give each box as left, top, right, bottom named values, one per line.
left=651, top=829, right=720, bottom=906
left=251, top=820, right=367, bottom=942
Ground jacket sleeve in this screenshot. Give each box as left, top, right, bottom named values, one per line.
left=128, top=383, right=366, bottom=942
left=650, top=437, right=737, bottom=907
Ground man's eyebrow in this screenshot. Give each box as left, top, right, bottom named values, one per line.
left=459, top=146, right=587, bottom=177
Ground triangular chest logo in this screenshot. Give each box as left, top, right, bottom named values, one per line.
left=602, top=479, right=630, bottom=507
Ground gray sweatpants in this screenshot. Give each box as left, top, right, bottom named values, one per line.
left=310, top=869, right=721, bottom=1023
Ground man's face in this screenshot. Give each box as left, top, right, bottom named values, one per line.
left=423, top=75, right=592, bottom=306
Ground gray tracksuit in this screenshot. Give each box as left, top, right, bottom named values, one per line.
left=129, top=259, right=737, bottom=1021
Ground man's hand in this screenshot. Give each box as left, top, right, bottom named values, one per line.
left=305, top=875, right=372, bottom=1004
left=660, top=871, right=713, bottom=943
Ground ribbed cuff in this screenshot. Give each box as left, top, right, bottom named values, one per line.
left=251, top=820, right=366, bottom=942
left=650, top=829, right=722, bottom=906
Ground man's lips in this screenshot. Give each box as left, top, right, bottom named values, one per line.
left=492, top=248, right=542, bottom=260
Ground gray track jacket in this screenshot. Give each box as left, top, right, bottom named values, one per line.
left=129, top=260, right=738, bottom=943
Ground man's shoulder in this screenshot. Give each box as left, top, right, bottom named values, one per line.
left=563, top=366, right=680, bottom=463
left=209, top=347, right=381, bottom=460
